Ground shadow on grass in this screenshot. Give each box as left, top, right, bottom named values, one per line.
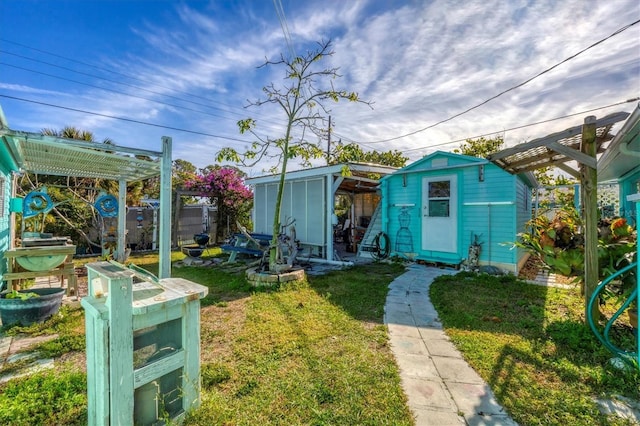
left=431, top=272, right=640, bottom=423
left=486, top=332, right=640, bottom=425
left=305, top=262, right=406, bottom=324
left=430, top=271, right=554, bottom=337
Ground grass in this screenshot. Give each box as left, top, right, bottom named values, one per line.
left=3, top=253, right=639, bottom=425
left=184, top=260, right=413, bottom=425
left=0, top=252, right=413, bottom=425
left=430, top=271, right=640, bottom=426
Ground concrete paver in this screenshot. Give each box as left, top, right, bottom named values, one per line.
left=385, top=264, right=518, bottom=426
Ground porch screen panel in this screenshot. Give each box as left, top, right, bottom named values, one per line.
left=291, top=181, right=307, bottom=242
left=278, top=182, right=294, bottom=226
left=263, top=183, right=278, bottom=235
left=306, top=178, right=324, bottom=245
left=253, top=184, right=268, bottom=234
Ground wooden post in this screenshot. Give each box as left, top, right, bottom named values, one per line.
left=159, top=136, right=172, bottom=279
left=580, top=116, right=598, bottom=322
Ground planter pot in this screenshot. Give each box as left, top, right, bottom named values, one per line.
left=628, top=308, right=638, bottom=329
left=0, top=288, right=65, bottom=326
left=194, top=233, right=210, bottom=247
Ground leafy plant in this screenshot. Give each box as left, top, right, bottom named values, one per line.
left=515, top=208, right=636, bottom=285
left=4, top=290, right=40, bottom=300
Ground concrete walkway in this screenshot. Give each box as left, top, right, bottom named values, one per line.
left=384, top=264, right=517, bottom=426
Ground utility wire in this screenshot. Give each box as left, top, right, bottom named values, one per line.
left=402, top=97, right=639, bottom=154
left=0, top=49, right=290, bottom=129
left=349, top=18, right=640, bottom=144
left=0, top=94, right=252, bottom=143
left=0, top=39, right=266, bottom=118
left=2, top=94, right=636, bottom=157
left=0, top=62, right=250, bottom=123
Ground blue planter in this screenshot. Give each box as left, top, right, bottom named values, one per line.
left=0, top=287, right=65, bottom=326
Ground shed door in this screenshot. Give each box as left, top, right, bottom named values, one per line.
left=421, top=175, right=457, bottom=253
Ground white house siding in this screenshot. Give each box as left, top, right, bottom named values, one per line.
left=0, top=166, right=11, bottom=283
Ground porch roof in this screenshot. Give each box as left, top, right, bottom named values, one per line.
left=245, top=162, right=398, bottom=194
left=0, top=105, right=161, bottom=182
left=598, top=102, right=640, bottom=182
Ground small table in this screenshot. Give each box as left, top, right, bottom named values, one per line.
left=3, top=245, right=78, bottom=299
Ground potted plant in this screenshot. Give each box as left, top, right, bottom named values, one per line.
left=516, top=211, right=637, bottom=325
left=0, top=286, right=66, bottom=327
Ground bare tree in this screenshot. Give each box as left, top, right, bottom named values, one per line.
left=218, top=40, right=371, bottom=272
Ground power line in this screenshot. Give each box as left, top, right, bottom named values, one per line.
left=349, top=18, right=640, bottom=145
left=0, top=49, right=290, bottom=130
left=0, top=39, right=264, bottom=118
left=402, top=97, right=639, bottom=154
left=0, top=62, right=249, bottom=123
left=0, top=93, right=252, bottom=143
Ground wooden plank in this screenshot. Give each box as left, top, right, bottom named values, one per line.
left=133, top=303, right=183, bottom=330
left=106, top=272, right=134, bottom=424
left=546, top=141, right=597, bottom=168
left=182, top=298, right=202, bottom=412
left=133, top=350, right=184, bottom=389
left=488, top=112, right=629, bottom=162
left=3, top=245, right=76, bottom=258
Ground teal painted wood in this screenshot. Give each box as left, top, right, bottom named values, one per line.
left=132, top=303, right=183, bottom=330
left=182, top=295, right=202, bottom=412
left=619, top=169, right=640, bottom=222
left=380, top=151, right=534, bottom=270
left=105, top=266, right=135, bottom=425
left=159, top=136, right=172, bottom=279
left=82, top=269, right=113, bottom=426
left=134, top=350, right=184, bottom=388
left=82, top=262, right=208, bottom=425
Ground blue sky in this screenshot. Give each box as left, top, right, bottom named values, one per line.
left=1, top=0, right=639, bottom=176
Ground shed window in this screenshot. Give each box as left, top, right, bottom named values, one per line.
left=428, top=180, right=450, bottom=217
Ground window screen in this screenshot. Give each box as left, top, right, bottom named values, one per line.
left=428, top=180, right=450, bottom=217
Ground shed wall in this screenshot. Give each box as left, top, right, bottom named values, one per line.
left=620, top=168, right=640, bottom=224
left=382, top=154, right=528, bottom=272
left=252, top=178, right=326, bottom=246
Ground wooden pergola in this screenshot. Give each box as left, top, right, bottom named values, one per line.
left=488, top=111, right=630, bottom=319
left=0, top=105, right=174, bottom=278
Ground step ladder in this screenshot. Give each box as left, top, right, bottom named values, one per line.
left=357, top=203, right=382, bottom=259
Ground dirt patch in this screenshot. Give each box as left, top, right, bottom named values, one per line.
left=518, top=256, right=542, bottom=281
left=58, top=351, right=87, bottom=373
left=518, top=256, right=576, bottom=285
left=199, top=297, right=249, bottom=364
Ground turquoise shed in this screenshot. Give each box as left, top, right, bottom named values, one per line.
left=379, top=151, right=536, bottom=273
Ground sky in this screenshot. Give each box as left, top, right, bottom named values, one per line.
left=1, top=0, right=639, bottom=177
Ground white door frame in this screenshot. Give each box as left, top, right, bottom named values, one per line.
left=421, top=174, right=458, bottom=253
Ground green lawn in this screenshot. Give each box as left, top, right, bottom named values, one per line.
left=2, top=256, right=638, bottom=425
left=0, top=253, right=413, bottom=425
left=430, top=271, right=640, bottom=426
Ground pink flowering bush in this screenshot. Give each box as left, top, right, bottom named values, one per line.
left=184, top=166, right=253, bottom=240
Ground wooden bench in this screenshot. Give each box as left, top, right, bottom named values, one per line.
left=221, top=233, right=272, bottom=263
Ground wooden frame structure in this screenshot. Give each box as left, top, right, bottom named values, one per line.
left=488, top=111, right=631, bottom=319
left=0, top=104, right=173, bottom=279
